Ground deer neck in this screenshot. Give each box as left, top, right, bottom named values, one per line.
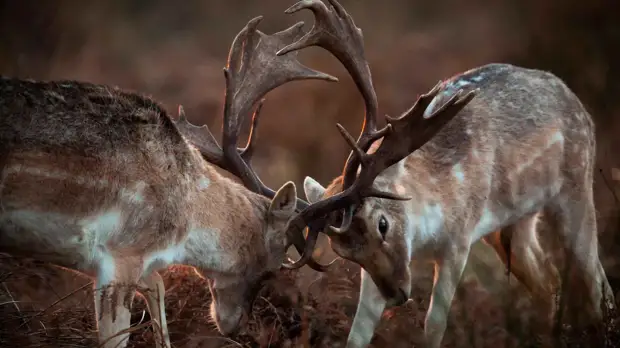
left=181, top=161, right=272, bottom=275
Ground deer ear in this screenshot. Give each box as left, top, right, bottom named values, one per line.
left=303, top=176, right=326, bottom=203
left=269, top=181, right=297, bottom=219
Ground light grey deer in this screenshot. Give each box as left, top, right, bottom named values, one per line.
left=266, top=0, right=617, bottom=347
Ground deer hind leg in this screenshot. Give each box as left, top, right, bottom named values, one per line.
left=138, top=271, right=171, bottom=348
left=547, top=192, right=614, bottom=327
left=484, top=213, right=560, bottom=301
left=94, top=256, right=142, bottom=348
left=483, top=213, right=560, bottom=329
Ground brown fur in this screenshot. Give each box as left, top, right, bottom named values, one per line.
left=0, top=76, right=298, bottom=348
left=304, top=63, right=615, bottom=348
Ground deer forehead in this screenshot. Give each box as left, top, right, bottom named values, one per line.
left=451, top=163, right=466, bottom=183
left=358, top=199, right=408, bottom=225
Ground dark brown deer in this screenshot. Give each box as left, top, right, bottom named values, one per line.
left=0, top=16, right=345, bottom=348
left=269, top=0, right=616, bottom=347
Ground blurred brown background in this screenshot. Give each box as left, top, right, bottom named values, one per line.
left=1, top=1, right=620, bottom=346
left=4, top=0, right=619, bottom=236
left=3, top=0, right=618, bottom=275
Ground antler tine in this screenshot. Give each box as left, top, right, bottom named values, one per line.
left=236, top=99, right=311, bottom=212
left=223, top=17, right=337, bottom=270
left=239, top=99, right=264, bottom=165
left=278, top=0, right=382, bottom=185
left=276, top=0, right=402, bottom=269
left=221, top=15, right=337, bottom=191
left=278, top=0, right=377, bottom=121
left=283, top=220, right=338, bottom=270
left=173, top=105, right=226, bottom=168
left=277, top=0, right=390, bottom=251
left=173, top=104, right=264, bottom=172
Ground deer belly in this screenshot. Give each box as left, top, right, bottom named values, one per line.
left=0, top=209, right=94, bottom=270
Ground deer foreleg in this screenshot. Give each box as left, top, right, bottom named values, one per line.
left=425, top=244, right=470, bottom=348
left=138, top=271, right=171, bottom=348
left=346, top=269, right=387, bottom=348
left=94, top=256, right=142, bottom=348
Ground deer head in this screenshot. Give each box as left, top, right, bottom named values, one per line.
left=273, top=0, right=475, bottom=304
left=170, top=15, right=341, bottom=333
left=204, top=181, right=301, bottom=336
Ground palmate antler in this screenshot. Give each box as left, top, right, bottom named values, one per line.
left=173, top=16, right=338, bottom=271
left=277, top=0, right=477, bottom=269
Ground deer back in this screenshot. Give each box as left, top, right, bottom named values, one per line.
left=0, top=76, right=206, bottom=260
left=399, top=63, right=593, bottom=235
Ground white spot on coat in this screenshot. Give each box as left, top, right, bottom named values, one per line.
left=453, top=79, right=470, bottom=88
left=547, top=131, right=564, bottom=147
left=120, top=181, right=146, bottom=203
left=452, top=163, right=465, bottom=183
left=197, top=176, right=211, bottom=190
left=413, top=203, right=444, bottom=249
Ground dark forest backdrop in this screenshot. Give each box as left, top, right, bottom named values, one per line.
left=1, top=1, right=620, bottom=347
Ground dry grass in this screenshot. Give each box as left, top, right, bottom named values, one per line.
left=1, top=246, right=619, bottom=348
left=1, top=0, right=620, bottom=347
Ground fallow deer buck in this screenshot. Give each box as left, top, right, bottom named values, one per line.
left=0, top=15, right=350, bottom=348
left=269, top=0, right=617, bottom=347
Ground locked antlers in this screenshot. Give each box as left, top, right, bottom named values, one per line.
left=175, top=1, right=476, bottom=271
left=277, top=0, right=476, bottom=269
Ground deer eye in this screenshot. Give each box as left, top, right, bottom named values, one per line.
left=378, top=216, right=389, bottom=237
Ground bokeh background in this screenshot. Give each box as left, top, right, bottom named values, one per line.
left=1, top=0, right=620, bottom=347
